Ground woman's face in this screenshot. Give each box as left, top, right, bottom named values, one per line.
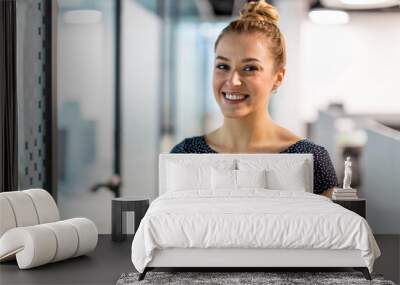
left=213, top=32, right=284, bottom=119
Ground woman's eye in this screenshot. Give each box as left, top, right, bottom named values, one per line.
left=216, top=64, right=229, bottom=70
left=243, top=65, right=258, bottom=72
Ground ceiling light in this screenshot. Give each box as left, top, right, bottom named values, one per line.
left=63, top=10, right=102, bottom=24
left=322, top=0, right=400, bottom=9
left=342, top=0, right=394, bottom=3
left=308, top=9, right=350, bottom=25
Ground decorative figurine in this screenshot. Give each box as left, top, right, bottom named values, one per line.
left=343, top=156, right=352, bottom=189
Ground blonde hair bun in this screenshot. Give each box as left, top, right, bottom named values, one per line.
left=239, top=0, right=279, bottom=26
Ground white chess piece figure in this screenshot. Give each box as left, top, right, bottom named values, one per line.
left=343, top=156, right=352, bottom=189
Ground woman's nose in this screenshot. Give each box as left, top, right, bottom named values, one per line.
left=227, top=71, right=242, bottom=86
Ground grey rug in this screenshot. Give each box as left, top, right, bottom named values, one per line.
left=116, top=271, right=396, bottom=285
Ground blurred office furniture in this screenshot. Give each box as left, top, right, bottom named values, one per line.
left=310, top=107, right=400, bottom=234
left=361, top=121, right=400, bottom=234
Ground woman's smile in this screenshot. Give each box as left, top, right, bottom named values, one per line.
left=221, top=91, right=250, bottom=105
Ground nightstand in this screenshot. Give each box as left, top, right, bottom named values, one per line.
left=112, top=197, right=150, bottom=242
left=332, top=198, right=366, bottom=218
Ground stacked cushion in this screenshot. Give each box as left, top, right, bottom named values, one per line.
left=0, top=189, right=98, bottom=269
left=0, top=189, right=60, bottom=236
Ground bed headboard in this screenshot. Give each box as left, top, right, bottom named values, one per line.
left=159, top=153, right=314, bottom=195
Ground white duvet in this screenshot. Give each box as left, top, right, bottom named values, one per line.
left=131, top=189, right=380, bottom=273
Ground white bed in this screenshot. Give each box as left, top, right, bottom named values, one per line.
left=131, top=154, right=380, bottom=280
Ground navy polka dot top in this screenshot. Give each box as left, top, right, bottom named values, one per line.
left=170, top=135, right=338, bottom=195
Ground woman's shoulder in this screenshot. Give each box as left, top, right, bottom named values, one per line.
left=276, top=126, right=323, bottom=154
left=284, top=138, right=326, bottom=152
left=170, top=135, right=216, bottom=153
left=284, top=138, right=333, bottom=160
left=297, top=139, right=338, bottom=193
left=287, top=138, right=336, bottom=172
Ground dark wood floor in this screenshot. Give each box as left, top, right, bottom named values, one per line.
left=0, top=235, right=398, bottom=285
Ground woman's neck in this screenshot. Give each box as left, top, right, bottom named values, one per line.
left=217, top=111, right=279, bottom=152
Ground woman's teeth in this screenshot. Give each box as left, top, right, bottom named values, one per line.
left=223, top=92, right=248, bottom=101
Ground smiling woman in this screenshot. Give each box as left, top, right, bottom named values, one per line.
left=170, top=0, right=338, bottom=197
left=213, top=32, right=283, bottom=120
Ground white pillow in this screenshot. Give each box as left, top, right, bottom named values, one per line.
left=212, top=169, right=268, bottom=190
left=238, top=159, right=308, bottom=191
left=236, top=169, right=267, bottom=189
left=167, top=162, right=211, bottom=191
left=266, top=163, right=307, bottom=191
left=211, top=168, right=236, bottom=190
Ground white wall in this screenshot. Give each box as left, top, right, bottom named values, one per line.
left=269, top=3, right=400, bottom=137
left=300, top=12, right=400, bottom=122
left=121, top=0, right=161, bottom=200
left=272, top=0, right=308, bottom=137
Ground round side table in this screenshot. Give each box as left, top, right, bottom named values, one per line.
left=111, top=197, right=149, bottom=242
